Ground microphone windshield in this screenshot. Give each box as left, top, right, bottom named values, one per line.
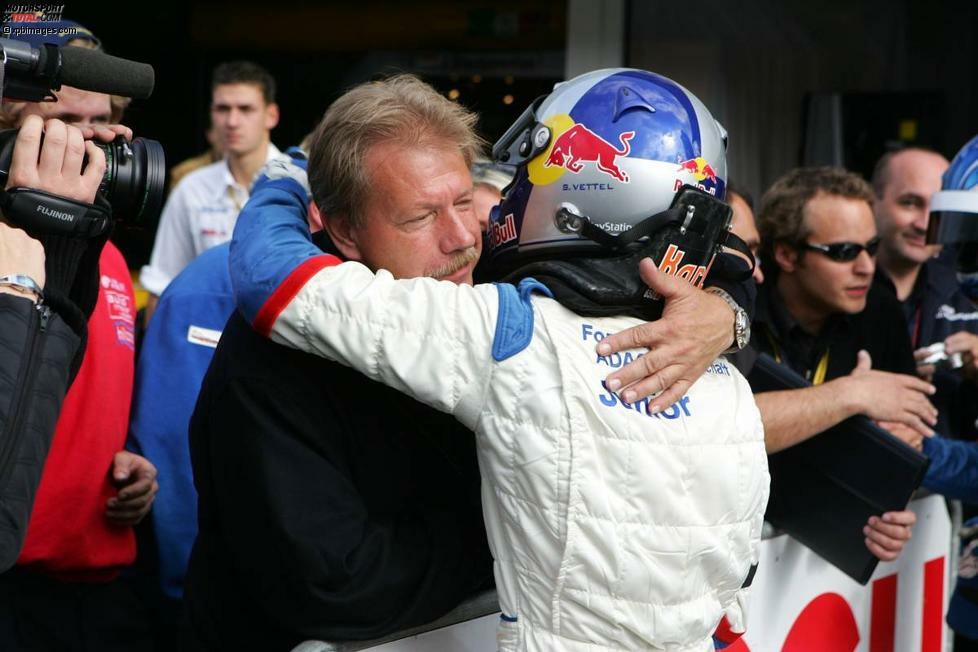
left=58, top=46, right=154, bottom=99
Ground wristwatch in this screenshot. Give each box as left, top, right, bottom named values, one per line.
left=705, top=286, right=750, bottom=353
left=0, top=274, right=43, bottom=304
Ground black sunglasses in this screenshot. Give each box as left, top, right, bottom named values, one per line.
left=799, top=236, right=881, bottom=262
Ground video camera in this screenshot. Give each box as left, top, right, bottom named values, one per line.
left=0, top=36, right=164, bottom=237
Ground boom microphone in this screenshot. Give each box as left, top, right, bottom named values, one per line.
left=0, top=37, right=154, bottom=102
left=59, top=45, right=154, bottom=99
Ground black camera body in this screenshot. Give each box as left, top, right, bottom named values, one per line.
left=0, top=37, right=164, bottom=237
left=0, top=130, right=165, bottom=235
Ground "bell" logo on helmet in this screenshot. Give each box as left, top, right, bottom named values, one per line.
left=544, top=124, right=634, bottom=183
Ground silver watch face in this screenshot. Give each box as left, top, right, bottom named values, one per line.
left=735, top=310, right=750, bottom=349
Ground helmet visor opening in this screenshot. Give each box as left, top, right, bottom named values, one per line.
left=927, top=210, right=978, bottom=244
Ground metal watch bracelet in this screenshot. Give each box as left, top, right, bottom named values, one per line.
left=0, top=274, right=44, bottom=303
left=704, top=286, right=750, bottom=353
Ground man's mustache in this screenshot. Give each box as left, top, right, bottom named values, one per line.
left=427, top=246, right=480, bottom=280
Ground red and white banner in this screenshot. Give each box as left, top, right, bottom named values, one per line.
left=339, top=496, right=953, bottom=652
left=736, top=494, right=952, bottom=651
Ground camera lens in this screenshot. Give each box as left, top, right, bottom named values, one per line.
left=0, top=128, right=166, bottom=228
left=96, top=136, right=166, bottom=225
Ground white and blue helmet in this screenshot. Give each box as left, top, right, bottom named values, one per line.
left=929, top=134, right=978, bottom=245
left=929, top=135, right=978, bottom=301
left=488, top=68, right=732, bottom=277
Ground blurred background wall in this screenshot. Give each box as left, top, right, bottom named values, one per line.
left=63, top=0, right=977, bottom=266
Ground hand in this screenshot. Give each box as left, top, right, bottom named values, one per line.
left=6, top=115, right=106, bottom=204
left=106, top=451, right=158, bottom=526
left=864, top=510, right=915, bottom=561
left=79, top=123, right=132, bottom=143
left=0, top=222, right=45, bottom=295
left=945, top=332, right=978, bottom=381
left=595, top=258, right=734, bottom=412
left=912, top=346, right=936, bottom=383
left=876, top=420, right=927, bottom=451
left=844, top=350, right=937, bottom=437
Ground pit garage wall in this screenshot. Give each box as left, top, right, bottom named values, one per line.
left=565, top=0, right=624, bottom=78
left=565, top=0, right=978, bottom=201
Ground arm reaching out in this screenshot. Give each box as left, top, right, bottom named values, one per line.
left=757, top=349, right=937, bottom=453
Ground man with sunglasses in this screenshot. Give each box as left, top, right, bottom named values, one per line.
left=742, top=166, right=942, bottom=560
left=798, top=237, right=881, bottom=261
left=757, top=161, right=978, bottom=509
left=752, top=167, right=933, bottom=424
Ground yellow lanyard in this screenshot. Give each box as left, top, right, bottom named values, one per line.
left=764, top=327, right=830, bottom=386
left=227, top=185, right=244, bottom=212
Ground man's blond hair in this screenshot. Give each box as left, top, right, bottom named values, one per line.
left=307, top=73, right=485, bottom=228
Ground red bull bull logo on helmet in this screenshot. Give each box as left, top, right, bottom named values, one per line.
left=675, top=156, right=722, bottom=196
left=543, top=123, right=634, bottom=183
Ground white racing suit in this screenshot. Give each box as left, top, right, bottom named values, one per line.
left=231, top=160, right=770, bottom=651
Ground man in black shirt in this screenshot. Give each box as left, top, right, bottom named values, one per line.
left=753, top=262, right=916, bottom=384
left=869, top=148, right=978, bottom=440
left=749, top=167, right=938, bottom=443
left=745, top=167, right=939, bottom=560
left=184, top=298, right=493, bottom=651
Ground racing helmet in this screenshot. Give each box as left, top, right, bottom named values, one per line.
left=928, top=135, right=978, bottom=301
left=489, top=68, right=734, bottom=281
left=928, top=134, right=978, bottom=245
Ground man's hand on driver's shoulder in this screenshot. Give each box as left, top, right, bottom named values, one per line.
left=595, top=258, right=736, bottom=412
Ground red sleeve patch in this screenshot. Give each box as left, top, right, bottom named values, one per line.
left=253, top=254, right=342, bottom=337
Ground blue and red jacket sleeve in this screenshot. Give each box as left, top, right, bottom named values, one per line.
left=229, top=159, right=340, bottom=337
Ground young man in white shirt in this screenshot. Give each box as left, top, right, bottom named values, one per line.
left=140, top=61, right=281, bottom=317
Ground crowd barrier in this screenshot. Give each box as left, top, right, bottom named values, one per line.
left=293, top=494, right=955, bottom=652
